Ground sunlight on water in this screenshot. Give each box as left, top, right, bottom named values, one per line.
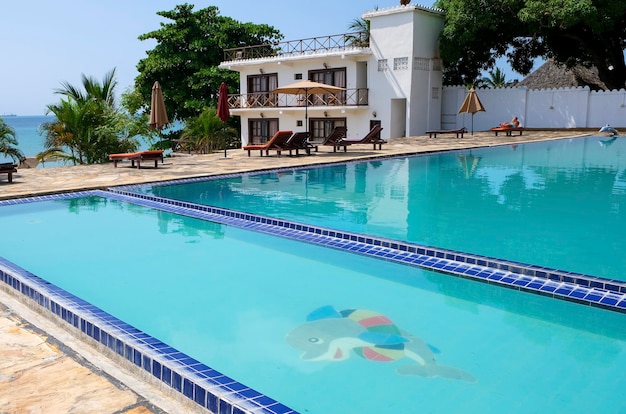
left=0, top=195, right=625, bottom=413
left=142, top=136, right=626, bottom=281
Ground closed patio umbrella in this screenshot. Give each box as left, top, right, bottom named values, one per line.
left=217, top=82, right=230, bottom=123
left=149, top=81, right=169, bottom=131
left=458, top=87, right=485, bottom=135
left=272, top=80, right=345, bottom=132
left=217, top=82, right=231, bottom=157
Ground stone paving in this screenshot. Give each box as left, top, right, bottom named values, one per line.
left=0, top=129, right=593, bottom=413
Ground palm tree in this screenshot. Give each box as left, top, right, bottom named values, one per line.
left=346, top=18, right=370, bottom=47
left=482, top=68, right=508, bottom=88
left=40, top=69, right=138, bottom=165
left=0, top=118, right=25, bottom=163
left=56, top=68, right=118, bottom=107
left=180, top=108, right=238, bottom=154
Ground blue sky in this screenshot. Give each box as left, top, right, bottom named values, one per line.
left=1, top=1, right=524, bottom=116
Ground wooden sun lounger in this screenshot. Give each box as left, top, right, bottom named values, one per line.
left=321, top=126, right=348, bottom=152
left=491, top=126, right=524, bottom=136
left=243, top=130, right=294, bottom=157
left=425, top=128, right=467, bottom=138
left=0, top=163, right=17, bottom=183
left=285, top=132, right=317, bottom=155
left=334, top=125, right=386, bottom=152
left=108, top=150, right=164, bottom=168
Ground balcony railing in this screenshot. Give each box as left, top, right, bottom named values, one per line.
left=227, top=88, right=369, bottom=109
left=224, top=32, right=368, bottom=61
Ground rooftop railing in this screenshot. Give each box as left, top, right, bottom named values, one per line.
left=227, top=88, right=369, bottom=109
left=224, top=32, right=368, bottom=61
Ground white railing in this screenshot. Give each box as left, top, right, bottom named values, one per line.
left=227, top=89, right=369, bottom=109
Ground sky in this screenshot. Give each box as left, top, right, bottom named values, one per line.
left=1, top=0, right=521, bottom=116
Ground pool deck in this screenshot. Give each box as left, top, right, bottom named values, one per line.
left=0, top=129, right=592, bottom=413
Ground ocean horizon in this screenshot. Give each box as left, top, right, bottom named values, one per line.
left=1, top=115, right=156, bottom=168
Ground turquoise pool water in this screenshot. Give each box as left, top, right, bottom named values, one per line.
left=1, top=195, right=625, bottom=413
left=140, top=136, right=626, bottom=281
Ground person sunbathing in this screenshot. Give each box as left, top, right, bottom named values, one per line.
left=500, top=116, right=520, bottom=128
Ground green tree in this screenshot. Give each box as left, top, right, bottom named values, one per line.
left=40, top=69, right=145, bottom=165
left=180, top=108, right=238, bottom=154
left=436, top=0, right=626, bottom=90
left=0, top=118, right=24, bottom=163
left=135, top=4, right=282, bottom=121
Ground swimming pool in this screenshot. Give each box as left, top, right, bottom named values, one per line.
left=1, top=190, right=626, bottom=413
left=129, top=136, right=626, bottom=282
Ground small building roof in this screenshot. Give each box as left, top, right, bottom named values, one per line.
left=518, top=59, right=607, bottom=91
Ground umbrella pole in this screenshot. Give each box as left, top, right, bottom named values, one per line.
left=305, top=88, right=309, bottom=133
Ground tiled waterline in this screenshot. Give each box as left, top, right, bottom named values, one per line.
left=106, top=186, right=626, bottom=313
left=2, top=186, right=626, bottom=413
left=0, top=190, right=297, bottom=414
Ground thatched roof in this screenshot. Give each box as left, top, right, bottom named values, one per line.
left=518, top=59, right=607, bottom=91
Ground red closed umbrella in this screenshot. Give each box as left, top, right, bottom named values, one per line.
left=217, top=82, right=230, bottom=123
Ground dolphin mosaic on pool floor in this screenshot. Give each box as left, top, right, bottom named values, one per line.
left=1, top=130, right=605, bottom=413
left=2, top=184, right=626, bottom=413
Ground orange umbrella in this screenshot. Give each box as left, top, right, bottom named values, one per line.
left=149, top=81, right=169, bottom=131
left=217, top=82, right=230, bottom=123
left=458, top=87, right=485, bottom=134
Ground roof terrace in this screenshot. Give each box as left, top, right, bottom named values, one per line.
left=223, top=32, right=368, bottom=62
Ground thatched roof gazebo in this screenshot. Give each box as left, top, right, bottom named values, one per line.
left=518, top=59, right=607, bottom=91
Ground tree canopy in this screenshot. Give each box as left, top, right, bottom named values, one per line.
left=135, top=4, right=283, bottom=121
left=436, top=0, right=626, bottom=90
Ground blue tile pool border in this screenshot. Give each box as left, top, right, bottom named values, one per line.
left=0, top=190, right=297, bottom=414
left=2, top=187, right=626, bottom=414
left=107, top=184, right=626, bottom=314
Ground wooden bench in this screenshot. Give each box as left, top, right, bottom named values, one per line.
left=0, top=164, right=17, bottom=183
left=491, top=126, right=524, bottom=136
left=108, top=150, right=164, bottom=168
left=425, top=128, right=467, bottom=138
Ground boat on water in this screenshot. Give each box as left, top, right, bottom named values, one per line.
left=1, top=113, right=17, bottom=117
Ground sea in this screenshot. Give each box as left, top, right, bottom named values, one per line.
left=0, top=115, right=155, bottom=168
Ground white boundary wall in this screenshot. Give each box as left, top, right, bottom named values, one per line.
left=442, top=86, right=626, bottom=131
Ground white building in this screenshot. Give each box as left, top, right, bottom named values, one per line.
left=219, top=4, right=445, bottom=146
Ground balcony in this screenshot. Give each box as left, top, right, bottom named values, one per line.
left=226, top=88, right=368, bottom=109
left=224, top=32, right=368, bottom=61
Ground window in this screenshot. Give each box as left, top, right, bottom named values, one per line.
left=413, top=57, right=430, bottom=71
left=294, top=73, right=303, bottom=80
left=248, top=118, right=278, bottom=145
left=377, top=59, right=388, bottom=72
left=431, top=87, right=440, bottom=99
left=309, top=67, right=347, bottom=105
left=309, top=117, right=346, bottom=143
left=394, top=57, right=409, bottom=71
left=247, top=74, right=278, bottom=107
